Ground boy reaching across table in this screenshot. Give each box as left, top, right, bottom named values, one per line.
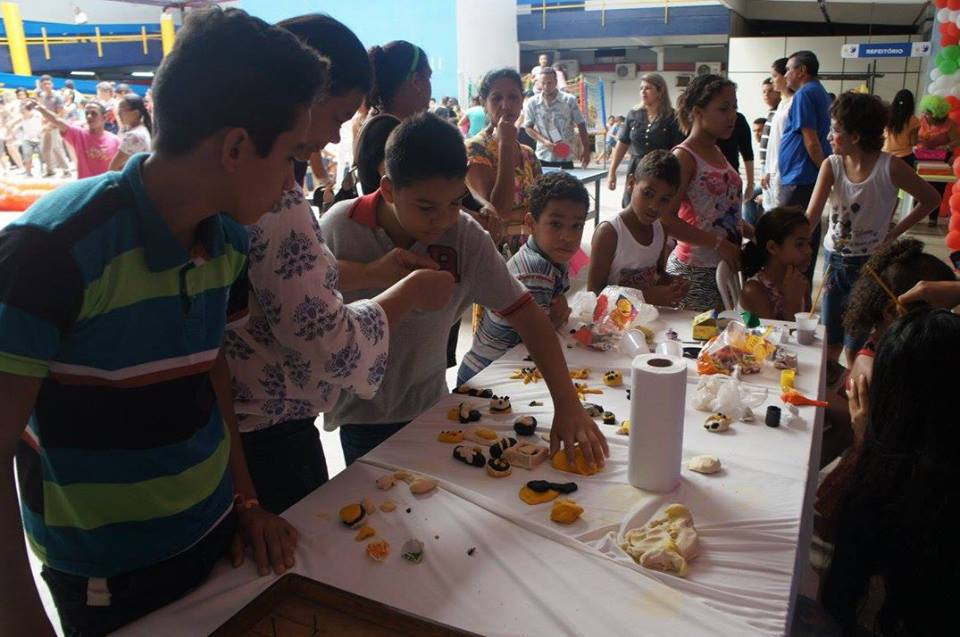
left=321, top=113, right=609, bottom=469
left=0, top=8, right=327, bottom=635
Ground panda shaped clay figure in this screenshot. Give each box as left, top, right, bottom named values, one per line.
left=602, top=370, right=623, bottom=387
left=704, top=412, right=732, bottom=433
left=489, top=395, right=512, bottom=413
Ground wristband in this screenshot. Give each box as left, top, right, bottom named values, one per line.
left=234, top=494, right=260, bottom=513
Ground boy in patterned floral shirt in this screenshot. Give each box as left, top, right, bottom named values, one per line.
left=224, top=15, right=454, bottom=514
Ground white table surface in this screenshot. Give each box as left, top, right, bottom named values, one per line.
left=116, top=308, right=826, bottom=637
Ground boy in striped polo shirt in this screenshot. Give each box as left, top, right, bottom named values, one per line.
left=458, top=171, right=589, bottom=384
left=0, top=9, right=327, bottom=635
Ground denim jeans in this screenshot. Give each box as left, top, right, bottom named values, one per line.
left=821, top=250, right=869, bottom=350
left=742, top=185, right=763, bottom=225
left=339, top=421, right=410, bottom=466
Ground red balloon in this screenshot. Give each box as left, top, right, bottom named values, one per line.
left=947, top=230, right=960, bottom=251
left=941, top=22, right=951, bottom=36
left=949, top=214, right=960, bottom=232
left=946, top=35, right=960, bottom=47
left=949, top=110, right=960, bottom=126
left=938, top=0, right=949, bottom=8
left=949, top=23, right=960, bottom=38
left=950, top=0, right=960, bottom=11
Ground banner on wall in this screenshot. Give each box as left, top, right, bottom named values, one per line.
left=841, top=42, right=931, bottom=59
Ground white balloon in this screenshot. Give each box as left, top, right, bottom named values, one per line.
left=954, top=13, right=960, bottom=27
left=930, top=82, right=939, bottom=94
left=940, top=8, right=951, bottom=23
left=933, top=68, right=944, bottom=81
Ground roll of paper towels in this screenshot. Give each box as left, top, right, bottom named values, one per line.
left=628, top=354, right=687, bottom=492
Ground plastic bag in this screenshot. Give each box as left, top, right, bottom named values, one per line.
left=570, top=286, right=657, bottom=352
left=696, top=321, right=776, bottom=376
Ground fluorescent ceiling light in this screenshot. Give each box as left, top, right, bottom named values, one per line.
left=131, top=71, right=155, bottom=78
left=70, top=71, right=96, bottom=76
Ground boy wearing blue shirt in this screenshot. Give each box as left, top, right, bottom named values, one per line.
left=0, top=8, right=327, bottom=635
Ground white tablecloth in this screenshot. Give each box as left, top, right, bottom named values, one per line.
left=116, top=309, right=826, bottom=637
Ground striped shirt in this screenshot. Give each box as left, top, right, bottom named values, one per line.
left=458, top=236, right=568, bottom=383
left=0, top=154, right=248, bottom=577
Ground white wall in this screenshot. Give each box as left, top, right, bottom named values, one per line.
left=455, top=0, right=519, bottom=103
left=729, top=35, right=927, bottom=132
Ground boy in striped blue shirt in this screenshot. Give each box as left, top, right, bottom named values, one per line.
left=459, top=172, right=589, bottom=384
left=0, top=8, right=327, bottom=635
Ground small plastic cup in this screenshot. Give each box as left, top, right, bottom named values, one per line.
left=794, top=312, right=819, bottom=345
left=656, top=340, right=683, bottom=357
left=622, top=329, right=650, bottom=356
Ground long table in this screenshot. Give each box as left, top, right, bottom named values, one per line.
left=114, top=309, right=826, bottom=636
left=542, top=166, right=608, bottom=227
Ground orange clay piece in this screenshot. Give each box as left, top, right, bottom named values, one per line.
left=366, top=539, right=390, bottom=562
left=437, top=430, right=464, bottom=443
left=354, top=525, right=376, bottom=541
left=575, top=383, right=603, bottom=401
left=569, top=368, right=590, bottom=380
left=550, top=498, right=584, bottom=524
left=781, top=389, right=828, bottom=408
left=551, top=447, right=600, bottom=476
left=446, top=407, right=460, bottom=421
left=519, top=485, right=560, bottom=505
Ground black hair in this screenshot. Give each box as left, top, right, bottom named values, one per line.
left=888, top=88, right=916, bottom=136
left=64, top=79, right=75, bottom=89
left=772, top=57, right=788, bottom=76
left=367, top=40, right=430, bottom=112
left=822, top=307, right=960, bottom=636
left=617, top=115, right=625, bottom=122
left=843, top=238, right=955, bottom=339
left=385, top=112, right=467, bottom=190
left=633, top=149, right=681, bottom=190
left=762, top=77, right=773, bottom=86
left=539, top=66, right=558, bottom=78
left=675, top=73, right=736, bottom=134
left=753, top=117, right=767, bottom=126
left=527, top=171, right=589, bottom=220
left=789, top=50, right=819, bottom=77
left=84, top=101, right=107, bottom=116
left=278, top=14, right=372, bottom=97
left=830, top=92, right=889, bottom=154
left=741, top=207, right=809, bottom=278
left=120, top=93, right=152, bottom=133
left=15, top=88, right=26, bottom=96
left=39, top=75, right=53, bottom=83
left=151, top=7, right=328, bottom=157
left=355, top=114, right=401, bottom=194
left=479, top=68, right=523, bottom=100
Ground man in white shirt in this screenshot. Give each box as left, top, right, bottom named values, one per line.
left=531, top=53, right=566, bottom=93
left=523, top=67, right=590, bottom=168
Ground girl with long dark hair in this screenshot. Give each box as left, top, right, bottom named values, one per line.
left=882, top=89, right=919, bottom=168
left=109, top=93, right=152, bottom=171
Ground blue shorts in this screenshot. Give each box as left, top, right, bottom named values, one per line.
left=821, top=250, right=869, bottom=350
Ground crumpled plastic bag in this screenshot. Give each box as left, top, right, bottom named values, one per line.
left=696, top=321, right=776, bottom=376
left=568, top=286, right=658, bottom=352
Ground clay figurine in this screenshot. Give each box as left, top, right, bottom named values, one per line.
left=453, top=445, right=486, bottom=467
left=489, top=395, right=512, bottom=413
left=602, top=370, right=623, bottom=387
left=703, top=413, right=732, bottom=433
left=489, top=437, right=518, bottom=458
left=513, top=415, right=537, bottom=436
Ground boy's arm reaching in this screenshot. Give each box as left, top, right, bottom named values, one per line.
left=505, top=301, right=609, bottom=468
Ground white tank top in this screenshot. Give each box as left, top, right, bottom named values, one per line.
left=606, top=215, right=665, bottom=290
left=823, top=153, right=897, bottom=257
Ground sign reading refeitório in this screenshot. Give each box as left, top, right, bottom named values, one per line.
left=841, top=42, right=931, bottom=59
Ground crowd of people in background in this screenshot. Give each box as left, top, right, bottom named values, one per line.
left=0, top=76, right=152, bottom=178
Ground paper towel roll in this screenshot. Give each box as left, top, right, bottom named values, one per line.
left=628, top=353, right=687, bottom=492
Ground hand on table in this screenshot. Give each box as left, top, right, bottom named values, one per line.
left=644, top=279, right=687, bottom=307
left=367, top=248, right=438, bottom=287
left=550, top=405, right=609, bottom=470
left=231, top=506, right=299, bottom=576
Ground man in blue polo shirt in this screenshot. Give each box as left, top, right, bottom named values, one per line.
left=778, top=49, right=832, bottom=278
left=0, top=8, right=327, bottom=635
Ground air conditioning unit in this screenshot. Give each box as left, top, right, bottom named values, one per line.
left=556, top=59, right=579, bottom=78
left=695, top=62, right=722, bottom=76
left=614, top=63, right=636, bottom=79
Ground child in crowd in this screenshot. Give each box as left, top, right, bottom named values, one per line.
left=321, top=113, right=608, bottom=469
left=0, top=8, right=327, bottom=634
left=588, top=149, right=688, bottom=306
left=816, top=239, right=955, bottom=524
left=915, top=94, right=960, bottom=226
left=806, top=93, right=940, bottom=365
left=739, top=207, right=812, bottom=320
left=662, top=74, right=744, bottom=311
left=820, top=308, right=960, bottom=635
left=458, top=171, right=588, bottom=384
left=223, top=15, right=454, bottom=516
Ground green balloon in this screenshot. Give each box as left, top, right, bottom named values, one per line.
left=937, top=52, right=946, bottom=66
left=940, top=59, right=959, bottom=76
left=946, top=45, right=960, bottom=62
